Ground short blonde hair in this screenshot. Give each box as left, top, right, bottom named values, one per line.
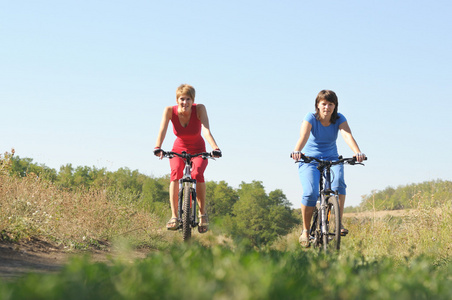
left=176, top=84, right=195, bottom=100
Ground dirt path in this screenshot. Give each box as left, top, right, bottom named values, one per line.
left=0, top=240, right=65, bottom=279
left=0, top=239, right=150, bottom=280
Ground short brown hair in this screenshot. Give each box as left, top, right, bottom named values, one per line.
left=176, top=84, right=195, bottom=100
left=315, top=90, right=339, bottom=123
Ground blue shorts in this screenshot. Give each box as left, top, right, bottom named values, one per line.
left=298, top=161, right=346, bottom=207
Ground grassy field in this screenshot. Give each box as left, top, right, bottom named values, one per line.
left=1, top=171, right=452, bottom=299
left=1, top=243, right=451, bottom=300
left=274, top=199, right=452, bottom=265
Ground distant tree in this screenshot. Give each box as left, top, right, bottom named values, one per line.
left=206, top=181, right=238, bottom=217
left=73, top=166, right=94, bottom=188
left=142, top=177, right=168, bottom=204
left=267, top=189, right=300, bottom=238
left=10, top=156, right=57, bottom=181
left=268, top=189, right=291, bottom=207
left=91, top=167, right=108, bottom=189
left=229, top=181, right=269, bottom=247
left=57, top=164, right=75, bottom=188
left=226, top=181, right=299, bottom=248
left=106, top=168, right=144, bottom=193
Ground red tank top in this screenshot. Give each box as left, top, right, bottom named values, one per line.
left=171, top=104, right=206, bottom=153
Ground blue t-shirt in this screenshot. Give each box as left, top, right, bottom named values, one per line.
left=302, top=112, right=347, bottom=159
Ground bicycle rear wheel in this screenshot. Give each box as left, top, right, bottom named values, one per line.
left=323, top=195, right=341, bottom=251
left=182, top=183, right=192, bottom=241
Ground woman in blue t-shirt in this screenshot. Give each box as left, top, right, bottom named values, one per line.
left=292, top=90, right=366, bottom=248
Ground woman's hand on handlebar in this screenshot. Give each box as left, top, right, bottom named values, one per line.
left=291, top=151, right=303, bottom=161
left=154, top=147, right=164, bottom=159
left=354, top=152, right=366, bottom=163
left=211, top=148, right=222, bottom=158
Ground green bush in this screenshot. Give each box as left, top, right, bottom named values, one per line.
left=1, top=244, right=451, bottom=300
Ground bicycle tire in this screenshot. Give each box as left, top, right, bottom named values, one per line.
left=323, top=196, right=341, bottom=251
left=182, top=183, right=192, bottom=241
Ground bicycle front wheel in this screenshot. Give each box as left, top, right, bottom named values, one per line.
left=323, top=195, right=341, bottom=251
left=310, top=204, right=320, bottom=249
left=182, top=183, right=192, bottom=241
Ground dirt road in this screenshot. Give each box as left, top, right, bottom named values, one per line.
left=0, top=239, right=149, bottom=280
left=0, top=240, right=67, bottom=280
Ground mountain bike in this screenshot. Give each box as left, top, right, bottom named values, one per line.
left=161, top=150, right=215, bottom=241
left=294, top=153, right=366, bottom=252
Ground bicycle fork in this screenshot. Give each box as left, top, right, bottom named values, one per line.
left=191, top=181, right=198, bottom=226
left=319, top=194, right=328, bottom=237
left=320, top=167, right=334, bottom=239
left=177, top=181, right=183, bottom=226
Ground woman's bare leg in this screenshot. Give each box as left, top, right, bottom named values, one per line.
left=301, top=204, right=315, bottom=238
left=339, top=194, right=346, bottom=220
left=167, top=180, right=179, bottom=228
left=196, top=182, right=206, bottom=215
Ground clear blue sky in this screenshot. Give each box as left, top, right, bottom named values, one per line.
left=2, top=1, right=451, bottom=207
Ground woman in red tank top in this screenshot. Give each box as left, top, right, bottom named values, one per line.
left=154, top=84, right=221, bottom=233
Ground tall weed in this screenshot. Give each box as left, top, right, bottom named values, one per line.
left=342, top=196, right=452, bottom=264
left=0, top=173, right=170, bottom=249
left=272, top=195, right=452, bottom=266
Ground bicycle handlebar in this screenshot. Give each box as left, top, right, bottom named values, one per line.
left=161, top=150, right=214, bottom=160
left=290, top=153, right=367, bottom=165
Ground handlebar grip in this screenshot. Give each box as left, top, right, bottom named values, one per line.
left=290, top=152, right=302, bottom=159
left=352, top=156, right=368, bottom=161
left=291, top=152, right=312, bottom=163
left=350, top=156, right=367, bottom=165
left=212, top=150, right=222, bottom=158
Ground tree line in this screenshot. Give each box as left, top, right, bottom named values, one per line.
left=348, top=179, right=452, bottom=212
left=7, top=155, right=300, bottom=247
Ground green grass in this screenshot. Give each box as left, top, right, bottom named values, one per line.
left=1, top=243, right=451, bottom=300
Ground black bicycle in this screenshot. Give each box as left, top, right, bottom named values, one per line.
left=161, top=150, right=214, bottom=241
left=294, top=153, right=366, bottom=252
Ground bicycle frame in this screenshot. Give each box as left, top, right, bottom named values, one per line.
left=317, top=160, right=338, bottom=239
left=177, top=155, right=198, bottom=228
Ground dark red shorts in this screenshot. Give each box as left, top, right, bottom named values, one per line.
left=169, top=156, right=208, bottom=183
